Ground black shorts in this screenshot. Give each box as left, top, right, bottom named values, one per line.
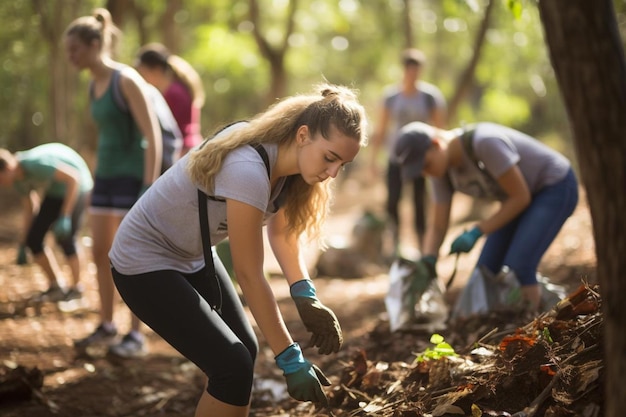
left=90, top=176, right=142, bottom=214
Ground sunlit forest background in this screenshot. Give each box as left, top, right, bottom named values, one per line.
left=2, top=0, right=626, bottom=166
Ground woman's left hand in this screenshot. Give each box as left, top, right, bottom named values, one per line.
left=450, top=226, right=483, bottom=254
left=291, top=279, right=343, bottom=355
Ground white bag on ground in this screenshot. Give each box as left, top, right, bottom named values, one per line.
left=452, top=265, right=567, bottom=319
left=385, top=258, right=448, bottom=332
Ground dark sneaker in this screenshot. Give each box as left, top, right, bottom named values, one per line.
left=37, top=286, right=68, bottom=302
left=108, top=333, right=147, bottom=358
left=63, top=287, right=83, bottom=302
left=74, top=325, right=118, bottom=349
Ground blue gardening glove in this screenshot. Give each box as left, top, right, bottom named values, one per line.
left=421, top=255, right=438, bottom=278
left=53, top=215, right=72, bottom=239
left=275, top=343, right=330, bottom=405
left=16, top=245, right=28, bottom=265
left=291, top=279, right=343, bottom=355
left=450, top=226, right=483, bottom=254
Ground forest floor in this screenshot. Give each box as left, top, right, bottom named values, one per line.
left=0, top=165, right=600, bottom=417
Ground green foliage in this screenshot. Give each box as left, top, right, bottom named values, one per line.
left=506, top=0, right=524, bottom=20
left=414, top=333, right=458, bottom=362
left=0, top=0, right=582, bottom=159
left=189, top=24, right=269, bottom=126
left=476, top=89, right=530, bottom=126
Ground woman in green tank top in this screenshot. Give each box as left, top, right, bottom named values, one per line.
left=64, top=7, right=162, bottom=358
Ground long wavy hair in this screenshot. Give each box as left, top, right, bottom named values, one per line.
left=187, top=83, right=368, bottom=241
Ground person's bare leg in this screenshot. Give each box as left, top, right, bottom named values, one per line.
left=65, top=252, right=82, bottom=289
left=90, top=212, right=123, bottom=323
left=130, top=313, right=142, bottom=333
left=521, top=284, right=541, bottom=311
left=195, top=390, right=249, bottom=417
left=33, top=248, right=65, bottom=289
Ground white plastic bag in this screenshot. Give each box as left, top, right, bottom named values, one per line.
left=385, top=258, right=449, bottom=332
left=385, top=259, right=415, bottom=332
left=452, top=265, right=567, bottom=319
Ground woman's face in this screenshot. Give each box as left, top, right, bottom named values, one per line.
left=422, top=145, right=448, bottom=178
left=297, top=124, right=360, bottom=184
left=135, top=64, right=159, bottom=86
left=64, top=34, right=98, bottom=70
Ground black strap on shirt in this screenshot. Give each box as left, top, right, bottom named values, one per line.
left=197, top=143, right=270, bottom=313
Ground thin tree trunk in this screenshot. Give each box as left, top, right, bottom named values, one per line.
left=249, top=0, right=298, bottom=103
left=447, top=0, right=495, bottom=123
left=538, top=2, right=626, bottom=416
left=403, top=0, right=413, bottom=48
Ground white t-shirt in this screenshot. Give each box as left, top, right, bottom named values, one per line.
left=109, top=126, right=287, bottom=275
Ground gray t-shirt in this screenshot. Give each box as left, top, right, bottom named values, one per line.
left=383, top=80, right=447, bottom=161
left=431, top=122, right=571, bottom=204
left=109, top=128, right=287, bottom=275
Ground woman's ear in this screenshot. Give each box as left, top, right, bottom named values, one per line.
left=296, top=125, right=310, bottom=146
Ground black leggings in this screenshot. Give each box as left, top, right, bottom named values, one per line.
left=111, top=254, right=258, bottom=407
left=25, top=193, right=87, bottom=256
left=386, top=161, right=426, bottom=245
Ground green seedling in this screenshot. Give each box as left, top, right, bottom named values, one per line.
left=415, top=333, right=458, bottom=362
left=542, top=327, right=553, bottom=343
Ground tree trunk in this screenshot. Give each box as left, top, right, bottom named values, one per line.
left=160, top=0, right=183, bottom=52
left=32, top=0, right=83, bottom=143
left=538, top=2, right=626, bottom=416
left=402, top=0, right=413, bottom=48
left=249, top=0, right=298, bottom=103
left=446, top=0, right=495, bottom=123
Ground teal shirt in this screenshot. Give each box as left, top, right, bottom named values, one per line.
left=91, top=82, right=145, bottom=179
left=15, top=143, right=94, bottom=198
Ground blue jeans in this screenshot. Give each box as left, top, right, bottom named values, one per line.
left=477, top=168, right=578, bottom=286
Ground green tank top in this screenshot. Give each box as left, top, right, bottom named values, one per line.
left=90, top=83, right=144, bottom=179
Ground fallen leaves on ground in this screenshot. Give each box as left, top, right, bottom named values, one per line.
left=253, top=284, right=603, bottom=417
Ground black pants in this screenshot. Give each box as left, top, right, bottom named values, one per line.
left=25, top=193, right=87, bottom=256
left=386, top=161, right=426, bottom=247
left=111, top=253, right=258, bottom=407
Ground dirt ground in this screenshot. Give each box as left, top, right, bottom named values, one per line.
left=0, top=165, right=598, bottom=417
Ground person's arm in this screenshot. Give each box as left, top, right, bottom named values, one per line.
left=20, top=192, right=38, bottom=243
left=52, top=163, right=80, bottom=218
left=430, top=105, right=447, bottom=129
left=422, top=198, right=452, bottom=258
left=477, top=165, right=531, bottom=234
left=267, top=209, right=343, bottom=355
left=15, top=192, right=37, bottom=264
left=119, top=70, right=162, bottom=186
left=226, top=198, right=293, bottom=355
left=369, top=105, right=390, bottom=173
left=266, top=209, right=309, bottom=285
left=226, top=199, right=330, bottom=404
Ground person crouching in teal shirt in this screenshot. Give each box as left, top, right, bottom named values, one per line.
left=0, top=143, right=93, bottom=302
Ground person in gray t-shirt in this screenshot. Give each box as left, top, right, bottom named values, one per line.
left=109, top=83, right=368, bottom=415
left=370, top=49, right=447, bottom=253
left=394, top=121, right=578, bottom=315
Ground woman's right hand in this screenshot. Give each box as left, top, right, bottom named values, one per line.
left=275, top=343, right=330, bottom=405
